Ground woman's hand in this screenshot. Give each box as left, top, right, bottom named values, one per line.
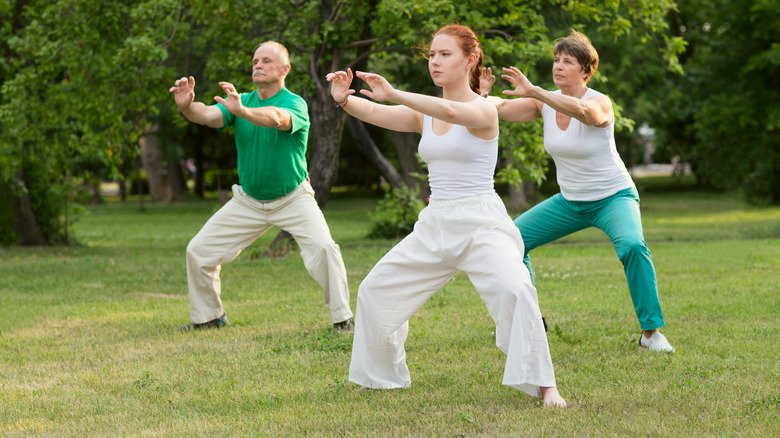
left=479, top=67, right=495, bottom=97
left=501, top=66, right=536, bottom=98
left=355, top=71, right=398, bottom=102
left=325, top=68, right=356, bottom=103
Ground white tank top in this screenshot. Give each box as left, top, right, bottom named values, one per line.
left=418, top=114, right=498, bottom=200
left=542, top=88, right=634, bottom=201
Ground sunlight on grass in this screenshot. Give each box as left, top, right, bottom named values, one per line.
left=1, top=190, right=778, bottom=435
left=655, top=208, right=780, bottom=224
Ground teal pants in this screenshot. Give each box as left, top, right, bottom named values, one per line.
left=514, top=187, right=665, bottom=330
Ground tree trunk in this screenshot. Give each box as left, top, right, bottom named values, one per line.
left=140, top=127, right=166, bottom=202
left=306, top=88, right=348, bottom=207
left=507, top=181, right=538, bottom=213
left=390, top=131, right=429, bottom=199
left=12, top=173, right=44, bottom=245
left=347, top=118, right=404, bottom=189
left=139, top=124, right=183, bottom=203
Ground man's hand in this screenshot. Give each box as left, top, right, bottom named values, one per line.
left=501, top=66, right=536, bottom=98
left=325, top=68, right=356, bottom=104
left=169, top=76, right=196, bottom=109
left=214, top=82, right=244, bottom=116
left=479, top=67, right=495, bottom=97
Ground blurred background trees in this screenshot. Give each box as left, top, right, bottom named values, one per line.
left=2, top=0, right=775, bottom=246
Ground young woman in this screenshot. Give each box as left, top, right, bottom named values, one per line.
left=481, top=30, right=674, bottom=352
left=327, top=24, right=567, bottom=407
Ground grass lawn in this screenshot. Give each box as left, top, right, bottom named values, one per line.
left=1, top=183, right=778, bottom=435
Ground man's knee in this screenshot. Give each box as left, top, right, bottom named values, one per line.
left=186, top=236, right=204, bottom=260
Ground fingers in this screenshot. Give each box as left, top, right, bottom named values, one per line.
left=219, top=81, right=238, bottom=94
left=325, top=70, right=350, bottom=82
left=356, top=70, right=381, bottom=82
left=214, top=96, right=225, bottom=104
left=171, top=76, right=194, bottom=93
left=502, top=66, right=524, bottom=80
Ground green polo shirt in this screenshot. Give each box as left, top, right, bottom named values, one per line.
left=217, top=87, right=310, bottom=200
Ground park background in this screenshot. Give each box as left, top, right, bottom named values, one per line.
left=1, top=0, right=778, bottom=435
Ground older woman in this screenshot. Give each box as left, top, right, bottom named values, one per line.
left=482, top=30, right=674, bottom=352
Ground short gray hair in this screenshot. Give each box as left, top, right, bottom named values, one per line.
left=257, top=41, right=290, bottom=66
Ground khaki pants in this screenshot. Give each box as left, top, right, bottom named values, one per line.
left=186, top=180, right=353, bottom=324
left=349, top=193, right=556, bottom=397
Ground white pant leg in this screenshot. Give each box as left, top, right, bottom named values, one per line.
left=349, top=220, right=456, bottom=389
left=459, top=223, right=555, bottom=397
left=266, top=180, right=352, bottom=323
left=186, top=185, right=272, bottom=323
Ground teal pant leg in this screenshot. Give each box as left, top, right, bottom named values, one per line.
left=514, top=194, right=590, bottom=284
left=590, top=189, right=665, bottom=330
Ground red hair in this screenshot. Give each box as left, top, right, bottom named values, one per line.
left=433, top=24, right=484, bottom=93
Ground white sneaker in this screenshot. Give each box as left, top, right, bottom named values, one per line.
left=639, top=331, right=675, bottom=352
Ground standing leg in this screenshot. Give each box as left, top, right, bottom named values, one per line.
left=270, top=181, right=352, bottom=324
left=591, top=189, right=666, bottom=331
left=186, top=185, right=272, bottom=324
left=349, top=224, right=456, bottom=389
left=514, top=194, right=588, bottom=284
left=459, top=201, right=557, bottom=397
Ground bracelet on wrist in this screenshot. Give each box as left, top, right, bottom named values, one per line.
left=334, top=96, right=349, bottom=109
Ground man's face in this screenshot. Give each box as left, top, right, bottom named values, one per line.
left=251, top=45, right=290, bottom=86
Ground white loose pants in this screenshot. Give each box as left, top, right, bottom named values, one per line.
left=186, top=180, right=353, bottom=324
left=349, top=193, right=556, bottom=396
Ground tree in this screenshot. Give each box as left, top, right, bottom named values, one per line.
left=0, top=0, right=688, bottom=246
left=647, top=0, right=780, bottom=204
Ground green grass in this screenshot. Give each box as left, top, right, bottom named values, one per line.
left=1, top=186, right=778, bottom=436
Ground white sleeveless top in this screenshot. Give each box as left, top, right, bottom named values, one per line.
left=542, top=88, right=634, bottom=201
left=418, top=115, right=498, bottom=200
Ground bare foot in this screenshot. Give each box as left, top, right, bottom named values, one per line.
left=540, top=386, right=567, bottom=408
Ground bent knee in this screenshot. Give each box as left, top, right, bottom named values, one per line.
left=615, top=239, right=649, bottom=259
left=186, top=237, right=204, bottom=259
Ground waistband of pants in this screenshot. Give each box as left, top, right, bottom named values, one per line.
left=236, top=178, right=310, bottom=203
left=427, top=191, right=499, bottom=209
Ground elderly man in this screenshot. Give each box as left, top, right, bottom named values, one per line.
left=170, top=41, right=354, bottom=332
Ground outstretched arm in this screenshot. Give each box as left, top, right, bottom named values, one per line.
left=326, top=68, right=421, bottom=133
left=501, top=66, right=612, bottom=127
left=215, top=82, right=292, bottom=131
left=356, top=71, right=495, bottom=130
left=169, top=76, right=224, bottom=128
left=479, top=67, right=541, bottom=123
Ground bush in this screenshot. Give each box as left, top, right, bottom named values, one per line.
left=368, top=185, right=426, bottom=239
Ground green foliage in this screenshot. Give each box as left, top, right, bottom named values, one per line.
left=368, top=185, right=426, bottom=239
left=0, top=0, right=690, bottom=244
left=495, top=119, right=547, bottom=187
left=646, top=0, right=780, bottom=204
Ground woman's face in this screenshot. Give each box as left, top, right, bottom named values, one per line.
left=428, top=34, right=473, bottom=88
left=552, top=51, right=588, bottom=88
